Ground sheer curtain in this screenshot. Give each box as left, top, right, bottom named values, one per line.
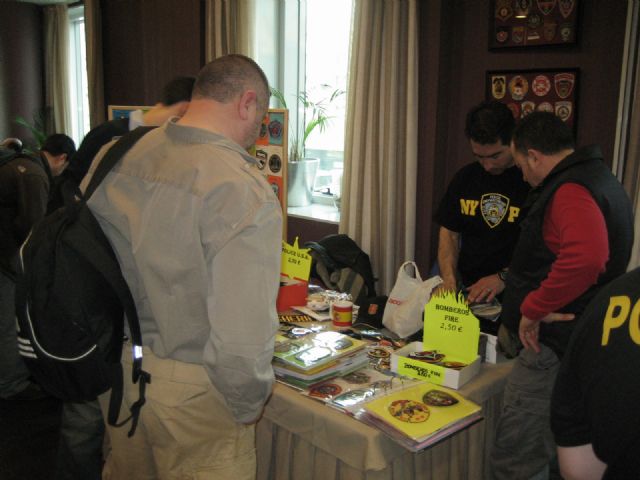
left=204, top=0, right=254, bottom=60
left=44, top=5, right=72, bottom=135
left=84, top=0, right=105, bottom=128
left=340, top=0, right=419, bottom=295
left=616, top=1, right=640, bottom=269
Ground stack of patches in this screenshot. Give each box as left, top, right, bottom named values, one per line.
left=272, top=329, right=368, bottom=389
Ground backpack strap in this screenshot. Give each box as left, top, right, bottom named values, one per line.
left=77, top=126, right=154, bottom=436
left=83, top=126, right=155, bottom=201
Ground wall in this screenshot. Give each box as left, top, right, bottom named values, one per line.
left=101, top=0, right=204, bottom=108
left=415, top=0, right=629, bottom=275
left=0, top=2, right=43, bottom=146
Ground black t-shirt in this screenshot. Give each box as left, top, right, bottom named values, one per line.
left=434, top=162, right=529, bottom=286
left=551, top=267, right=640, bottom=478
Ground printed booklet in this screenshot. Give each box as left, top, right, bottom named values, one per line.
left=357, top=381, right=482, bottom=452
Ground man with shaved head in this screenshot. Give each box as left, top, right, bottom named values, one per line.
left=82, top=54, right=281, bottom=479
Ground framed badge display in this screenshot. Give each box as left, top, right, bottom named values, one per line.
left=486, top=68, right=579, bottom=133
left=490, top=0, right=579, bottom=49
left=250, top=108, right=288, bottom=239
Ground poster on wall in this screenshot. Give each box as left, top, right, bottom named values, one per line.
left=490, top=0, right=579, bottom=49
left=250, top=108, right=288, bottom=239
left=107, top=105, right=150, bottom=120
left=486, top=68, right=579, bottom=134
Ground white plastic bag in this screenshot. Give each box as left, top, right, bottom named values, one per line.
left=382, top=262, right=423, bottom=336
left=390, top=275, right=443, bottom=338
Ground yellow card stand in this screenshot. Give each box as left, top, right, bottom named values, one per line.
left=391, top=291, right=481, bottom=389
left=276, top=237, right=312, bottom=312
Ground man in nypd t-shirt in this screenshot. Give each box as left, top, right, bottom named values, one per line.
left=435, top=100, right=529, bottom=303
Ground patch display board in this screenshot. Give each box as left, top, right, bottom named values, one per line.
left=107, top=105, right=150, bottom=120
left=250, top=108, right=288, bottom=239
left=486, top=68, right=579, bottom=134
left=490, top=0, right=579, bottom=49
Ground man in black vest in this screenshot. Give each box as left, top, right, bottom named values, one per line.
left=489, top=112, right=633, bottom=480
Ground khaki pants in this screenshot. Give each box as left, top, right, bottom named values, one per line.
left=99, top=345, right=256, bottom=480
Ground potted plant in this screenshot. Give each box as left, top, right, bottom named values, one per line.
left=270, top=85, right=345, bottom=206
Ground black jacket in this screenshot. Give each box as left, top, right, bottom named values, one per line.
left=501, top=145, right=634, bottom=357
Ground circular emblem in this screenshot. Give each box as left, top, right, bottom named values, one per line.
left=537, top=102, right=554, bottom=112
left=268, top=154, right=282, bottom=174
left=496, top=27, right=509, bottom=43
left=521, top=101, right=536, bottom=118
left=388, top=399, right=430, bottom=423
left=309, top=383, right=342, bottom=399
left=268, top=120, right=283, bottom=140
left=422, top=389, right=460, bottom=407
left=527, top=13, right=541, bottom=29
left=509, top=75, right=529, bottom=100
left=368, top=347, right=390, bottom=359
left=532, top=75, right=551, bottom=96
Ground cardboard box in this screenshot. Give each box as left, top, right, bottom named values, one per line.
left=391, top=341, right=481, bottom=389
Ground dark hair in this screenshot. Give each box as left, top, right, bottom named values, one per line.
left=512, top=112, right=575, bottom=155
left=41, top=134, right=76, bottom=158
left=465, top=100, right=515, bottom=146
left=193, top=54, right=269, bottom=108
left=159, top=76, right=196, bottom=106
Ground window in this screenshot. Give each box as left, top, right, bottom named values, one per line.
left=68, top=5, right=90, bottom=147
left=253, top=0, right=353, bottom=223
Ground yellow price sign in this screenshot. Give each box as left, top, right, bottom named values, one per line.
left=423, top=291, right=479, bottom=364
left=280, top=237, right=312, bottom=281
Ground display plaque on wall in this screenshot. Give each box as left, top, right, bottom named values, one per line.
left=490, top=0, right=579, bottom=49
left=250, top=108, right=288, bottom=239
left=486, top=68, right=579, bottom=133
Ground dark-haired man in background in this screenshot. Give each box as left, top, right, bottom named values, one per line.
left=65, top=75, right=195, bottom=187
left=490, top=112, right=633, bottom=479
left=0, top=133, right=76, bottom=400
left=435, top=100, right=529, bottom=305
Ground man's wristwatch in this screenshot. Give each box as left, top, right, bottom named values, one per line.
left=497, top=268, right=508, bottom=283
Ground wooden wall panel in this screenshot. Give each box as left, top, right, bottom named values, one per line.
left=102, top=0, right=203, bottom=108
left=0, top=2, right=43, bottom=146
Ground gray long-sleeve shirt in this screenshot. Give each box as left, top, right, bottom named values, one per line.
left=81, top=119, right=282, bottom=423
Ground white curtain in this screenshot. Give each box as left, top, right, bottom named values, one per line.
left=84, top=0, right=105, bottom=128
left=340, top=0, right=419, bottom=295
left=44, top=5, right=72, bottom=135
left=204, top=0, right=255, bottom=61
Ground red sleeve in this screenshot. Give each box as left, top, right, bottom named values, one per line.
left=521, top=183, right=609, bottom=320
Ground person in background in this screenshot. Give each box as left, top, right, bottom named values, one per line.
left=434, top=100, right=529, bottom=305
left=490, top=112, right=633, bottom=480
left=551, top=266, right=640, bottom=480
left=54, top=75, right=194, bottom=480
left=0, top=133, right=75, bottom=399
left=66, top=75, right=195, bottom=186
left=83, top=54, right=280, bottom=478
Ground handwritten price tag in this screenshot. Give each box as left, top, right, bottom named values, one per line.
left=280, top=237, right=312, bottom=282
left=423, top=291, right=479, bottom=364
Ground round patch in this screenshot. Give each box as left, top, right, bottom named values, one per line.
left=509, top=75, right=529, bottom=101
left=309, top=383, right=342, bottom=399
left=368, top=348, right=390, bottom=359
left=269, top=154, right=282, bottom=173
left=532, top=75, right=551, bottom=97
left=268, top=120, right=283, bottom=140
left=422, top=389, right=459, bottom=407
left=388, top=399, right=430, bottom=423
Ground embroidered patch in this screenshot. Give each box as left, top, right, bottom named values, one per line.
left=481, top=193, right=510, bottom=228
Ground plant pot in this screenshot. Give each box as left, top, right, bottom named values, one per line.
left=287, top=158, right=319, bottom=207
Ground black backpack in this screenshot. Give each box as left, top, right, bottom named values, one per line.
left=14, top=127, right=153, bottom=436
left=305, top=234, right=377, bottom=306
